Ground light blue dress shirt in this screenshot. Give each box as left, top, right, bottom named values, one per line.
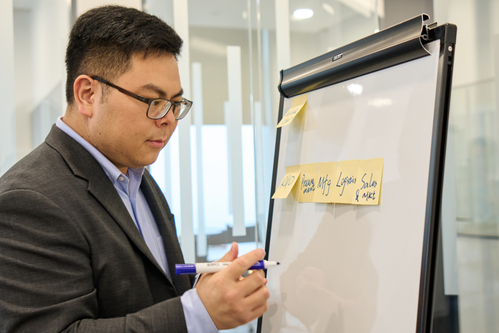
left=56, top=118, right=217, bottom=332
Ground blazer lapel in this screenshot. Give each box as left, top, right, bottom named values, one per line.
left=141, top=172, right=193, bottom=294
left=86, top=177, right=165, bottom=274
left=45, top=126, right=170, bottom=283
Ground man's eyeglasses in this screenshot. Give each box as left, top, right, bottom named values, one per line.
left=91, top=76, right=192, bottom=120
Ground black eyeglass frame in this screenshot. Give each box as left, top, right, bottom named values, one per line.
left=91, top=76, right=192, bottom=120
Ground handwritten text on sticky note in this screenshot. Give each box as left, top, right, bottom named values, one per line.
left=332, top=159, right=360, bottom=204
left=313, top=162, right=338, bottom=203
left=273, top=158, right=384, bottom=205
left=298, top=163, right=319, bottom=202
left=272, top=165, right=301, bottom=199
left=353, top=158, right=384, bottom=205
left=276, top=94, right=308, bottom=128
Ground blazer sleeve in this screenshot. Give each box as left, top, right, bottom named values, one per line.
left=0, top=188, right=188, bottom=333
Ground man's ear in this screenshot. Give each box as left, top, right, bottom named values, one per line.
left=73, top=75, right=97, bottom=117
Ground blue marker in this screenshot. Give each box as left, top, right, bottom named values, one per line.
left=175, top=260, right=280, bottom=275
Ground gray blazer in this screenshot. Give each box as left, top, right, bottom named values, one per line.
left=0, top=126, right=194, bottom=332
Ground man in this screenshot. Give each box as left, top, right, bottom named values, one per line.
left=0, top=5, right=269, bottom=332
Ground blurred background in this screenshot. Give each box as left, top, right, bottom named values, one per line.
left=1, top=0, right=498, bottom=332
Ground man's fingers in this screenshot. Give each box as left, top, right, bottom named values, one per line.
left=236, top=270, right=267, bottom=296
left=250, top=269, right=266, bottom=279
left=222, top=248, right=265, bottom=279
left=245, top=284, right=270, bottom=314
left=196, top=247, right=270, bottom=330
left=250, top=300, right=270, bottom=319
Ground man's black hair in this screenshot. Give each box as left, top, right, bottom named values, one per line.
left=65, top=5, right=183, bottom=104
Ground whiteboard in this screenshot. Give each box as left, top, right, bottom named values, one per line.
left=261, top=41, right=444, bottom=332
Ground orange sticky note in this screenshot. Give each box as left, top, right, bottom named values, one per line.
left=272, top=165, right=301, bottom=199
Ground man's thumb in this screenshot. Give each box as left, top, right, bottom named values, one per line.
left=216, top=242, right=238, bottom=263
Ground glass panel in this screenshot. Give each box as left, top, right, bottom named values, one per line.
left=289, top=0, right=381, bottom=66
left=13, top=0, right=69, bottom=158
left=147, top=0, right=380, bottom=261
left=145, top=1, right=380, bottom=332
left=435, top=0, right=499, bottom=331
left=146, top=0, right=261, bottom=264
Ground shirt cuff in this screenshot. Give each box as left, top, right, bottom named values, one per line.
left=181, top=288, right=218, bottom=333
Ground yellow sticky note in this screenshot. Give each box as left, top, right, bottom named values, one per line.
left=313, top=162, right=338, bottom=203
left=272, top=165, right=301, bottom=199
left=297, top=163, right=319, bottom=202
left=330, top=159, right=360, bottom=204
left=276, top=94, right=308, bottom=128
left=352, top=158, right=384, bottom=205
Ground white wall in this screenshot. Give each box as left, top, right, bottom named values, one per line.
left=0, top=0, right=16, bottom=175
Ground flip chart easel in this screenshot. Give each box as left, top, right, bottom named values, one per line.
left=258, top=15, right=457, bottom=333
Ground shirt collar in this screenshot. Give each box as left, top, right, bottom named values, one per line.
left=55, top=117, right=145, bottom=186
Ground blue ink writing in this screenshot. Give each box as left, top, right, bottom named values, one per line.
left=362, top=191, right=376, bottom=201
left=301, top=174, right=315, bottom=194
left=280, top=175, right=295, bottom=189
left=317, top=174, right=331, bottom=196
left=354, top=173, right=378, bottom=202
left=335, top=171, right=357, bottom=196
left=355, top=189, right=377, bottom=202
left=360, top=173, right=377, bottom=190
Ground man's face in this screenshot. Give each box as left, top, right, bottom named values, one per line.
left=88, top=53, right=182, bottom=174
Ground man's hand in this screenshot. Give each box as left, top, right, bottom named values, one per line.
left=195, top=242, right=270, bottom=329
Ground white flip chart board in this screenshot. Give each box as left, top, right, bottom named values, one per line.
left=259, top=16, right=457, bottom=333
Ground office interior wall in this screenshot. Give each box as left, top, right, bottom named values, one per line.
left=0, top=0, right=16, bottom=175
left=13, top=0, right=69, bottom=156
left=14, top=8, right=33, bottom=157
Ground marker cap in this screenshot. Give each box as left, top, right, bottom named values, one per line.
left=175, top=264, right=196, bottom=275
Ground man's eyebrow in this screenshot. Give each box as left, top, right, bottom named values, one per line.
left=172, top=89, right=184, bottom=99
left=142, top=84, right=183, bottom=99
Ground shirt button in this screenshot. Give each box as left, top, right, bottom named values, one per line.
left=118, top=176, right=125, bottom=182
